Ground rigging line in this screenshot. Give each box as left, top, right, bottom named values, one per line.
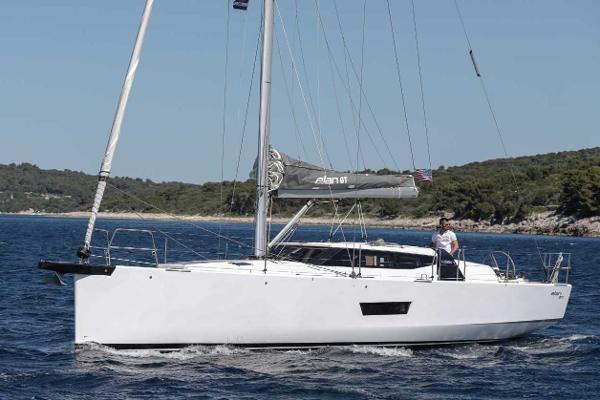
left=357, top=0, right=368, bottom=171
left=277, top=6, right=343, bottom=237
left=228, top=14, right=263, bottom=214
left=320, top=10, right=349, bottom=245
left=310, top=3, right=388, bottom=245
left=309, top=1, right=334, bottom=169
left=453, top=0, right=520, bottom=192
left=232, top=2, right=251, bottom=132
left=292, top=0, right=326, bottom=162
left=323, top=201, right=360, bottom=276
left=355, top=202, right=363, bottom=241
left=532, top=234, right=546, bottom=269
left=279, top=5, right=365, bottom=243
left=238, top=4, right=250, bottom=83
left=326, top=48, right=354, bottom=180
left=454, top=1, right=539, bottom=268
left=317, top=16, right=389, bottom=173
left=329, top=0, right=399, bottom=171
left=453, top=0, right=473, bottom=50
left=291, top=1, right=308, bottom=160
left=351, top=202, right=358, bottom=248
left=267, top=196, right=274, bottom=265
left=119, top=213, right=208, bottom=261
left=107, top=194, right=350, bottom=278
left=410, top=0, right=433, bottom=171
left=278, top=2, right=333, bottom=169
left=354, top=202, right=364, bottom=241
left=329, top=202, right=357, bottom=239
left=478, top=79, right=515, bottom=172
left=332, top=0, right=365, bottom=171
left=386, top=0, right=416, bottom=171
left=106, top=182, right=255, bottom=251
left=218, top=1, right=233, bottom=256
left=275, top=2, right=342, bottom=221
left=332, top=211, right=353, bottom=264
left=274, top=34, right=308, bottom=159
left=100, top=195, right=210, bottom=262
left=267, top=225, right=352, bottom=279
left=275, top=3, right=331, bottom=173
left=321, top=65, right=389, bottom=174
left=320, top=2, right=392, bottom=170
left=357, top=201, right=368, bottom=241
left=293, top=1, right=314, bottom=123
left=275, top=7, right=338, bottom=236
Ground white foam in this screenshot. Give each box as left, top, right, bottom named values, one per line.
left=283, top=349, right=313, bottom=355
left=507, top=338, right=572, bottom=355
left=436, top=344, right=499, bottom=360
left=506, top=334, right=597, bottom=355
left=346, top=345, right=413, bottom=357
left=561, top=334, right=596, bottom=342
left=78, top=343, right=248, bottom=360
left=205, top=344, right=249, bottom=356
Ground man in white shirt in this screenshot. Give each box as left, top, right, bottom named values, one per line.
left=431, top=218, right=459, bottom=257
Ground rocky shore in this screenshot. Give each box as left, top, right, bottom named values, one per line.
left=9, top=210, right=600, bottom=237
left=447, top=212, right=600, bottom=237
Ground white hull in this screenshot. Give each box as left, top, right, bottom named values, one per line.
left=74, top=260, right=571, bottom=348
left=42, top=0, right=573, bottom=352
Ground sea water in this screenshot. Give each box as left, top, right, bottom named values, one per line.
left=1, top=215, right=599, bottom=399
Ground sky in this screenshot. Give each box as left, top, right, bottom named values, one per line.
left=0, top=0, right=598, bottom=184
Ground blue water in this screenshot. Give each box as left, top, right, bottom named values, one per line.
left=1, top=215, right=599, bottom=399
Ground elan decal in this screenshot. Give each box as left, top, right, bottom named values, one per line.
left=315, top=175, right=348, bottom=185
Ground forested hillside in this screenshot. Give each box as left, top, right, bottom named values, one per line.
left=1, top=147, right=599, bottom=222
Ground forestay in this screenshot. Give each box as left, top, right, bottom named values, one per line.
left=251, top=147, right=419, bottom=199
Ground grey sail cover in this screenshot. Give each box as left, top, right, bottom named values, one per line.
left=251, top=148, right=419, bottom=199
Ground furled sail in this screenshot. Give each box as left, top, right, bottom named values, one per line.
left=250, top=148, right=419, bottom=199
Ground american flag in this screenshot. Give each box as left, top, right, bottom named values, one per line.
left=415, top=168, right=433, bottom=182
left=233, top=0, right=249, bottom=10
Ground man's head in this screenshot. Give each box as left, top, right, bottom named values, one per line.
left=439, top=218, right=450, bottom=232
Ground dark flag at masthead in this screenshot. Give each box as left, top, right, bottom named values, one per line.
left=233, top=0, right=249, bottom=10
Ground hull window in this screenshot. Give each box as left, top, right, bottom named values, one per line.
left=360, top=302, right=411, bottom=316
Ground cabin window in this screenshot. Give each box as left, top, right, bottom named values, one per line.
left=365, top=255, right=377, bottom=267
left=274, top=246, right=433, bottom=270
left=359, top=251, right=433, bottom=269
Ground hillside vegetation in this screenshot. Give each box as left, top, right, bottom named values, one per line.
left=1, top=147, right=599, bottom=222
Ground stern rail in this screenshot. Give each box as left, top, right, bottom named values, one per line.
left=543, top=252, right=571, bottom=284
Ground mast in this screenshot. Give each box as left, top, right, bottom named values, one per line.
left=254, top=0, right=275, bottom=258
left=78, top=0, right=155, bottom=259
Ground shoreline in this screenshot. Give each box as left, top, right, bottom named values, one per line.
left=5, top=210, right=600, bottom=237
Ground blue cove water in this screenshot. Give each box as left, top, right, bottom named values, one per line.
left=1, top=215, right=599, bottom=399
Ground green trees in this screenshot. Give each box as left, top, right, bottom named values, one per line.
left=1, top=146, right=600, bottom=220
left=377, top=199, right=402, bottom=219
left=559, top=166, right=600, bottom=217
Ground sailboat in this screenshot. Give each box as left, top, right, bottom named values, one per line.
left=39, top=0, right=571, bottom=349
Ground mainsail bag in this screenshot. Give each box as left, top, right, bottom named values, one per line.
left=251, top=148, right=419, bottom=199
